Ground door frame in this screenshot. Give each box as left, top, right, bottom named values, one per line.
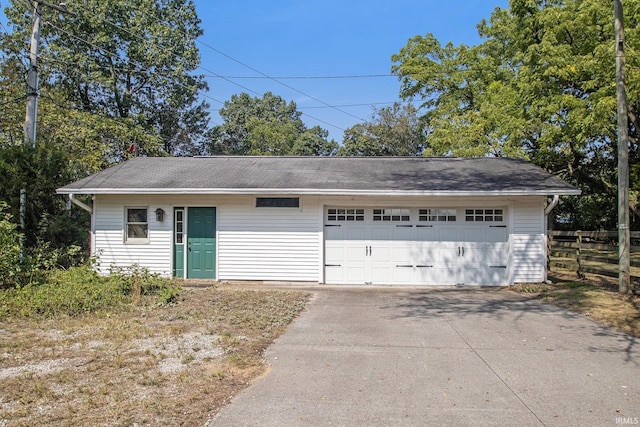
left=173, top=206, right=218, bottom=279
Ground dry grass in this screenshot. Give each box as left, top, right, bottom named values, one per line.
left=512, top=276, right=640, bottom=338
left=0, top=286, right=310, bottom=426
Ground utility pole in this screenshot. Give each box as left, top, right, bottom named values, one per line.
left=24, top=0, right=75, bottom=147
left=24, top=1, right=41, bottom=147
left=615, top=0, right=631, bottom=295
left=21, top=1, right=76, bottom=258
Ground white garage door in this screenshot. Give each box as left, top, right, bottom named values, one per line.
left=324, top=207, right=509, bottom=285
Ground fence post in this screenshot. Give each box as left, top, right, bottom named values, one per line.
left=576, top=230, right=585, bottom=278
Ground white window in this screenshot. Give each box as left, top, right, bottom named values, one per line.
left=125, top=207, right=148, bottom=243
left=175, top=209, right=184, bottom=244
left=419, top=208, right=456, bottom=222
left=465, top=208, right=504, bottom=222
left=327, top=208, right=364, bottom=221
left=373, top=208, right=410, bottom=222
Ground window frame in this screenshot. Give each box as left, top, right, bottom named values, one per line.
left=464, top=208, right=505, bottom=223
left=372, top=208, right=411, bottom=222
left=174, top=208, right=184, bottom=245
left=124, top=207, right=149, bottom=244
left=418, top=208, right=457, bottom=222
left=327, top=208, right=365, bottom=222
left=255, top=197, right=300, bottom=208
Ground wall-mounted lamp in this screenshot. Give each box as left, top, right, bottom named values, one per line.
left=155, top=208, right=165, bottom=222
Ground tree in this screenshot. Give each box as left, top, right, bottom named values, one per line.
left=210, top=92, right=337, bottom=156
left=338, top=103, right=425, bottom=156
left=391, top=0, right=640, bottom=230
left=1, top=0, right=209, bottom=165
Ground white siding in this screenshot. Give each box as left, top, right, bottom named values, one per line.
left=93, top=195, right=173, bottom=277
left=512, top=197, right=546, bottom=283
left=218, top=197, right=320, bottom=281
left=90, top=194, right=548, bottom=285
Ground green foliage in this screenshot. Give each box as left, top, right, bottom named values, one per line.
left=0, top=266, right=127, bottom=319
left=338, top=103, right=426, bottom=156
left=0, top=141, right=89, bottom=250
left=0, top=202, right=22, bottom=289
left=391, top=0, right=640, bottom=229
left=109, top=264, right=181, bottom=305
left=209, top=92, right=337, bottom=156
left=0, top=264, right=182, bottom=319
left=2, top=0, right=209, bottom=159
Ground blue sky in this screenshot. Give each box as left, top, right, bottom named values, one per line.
left=194, top=0, right=509, bottom=141
left=1, top=0, right=510, bottom=142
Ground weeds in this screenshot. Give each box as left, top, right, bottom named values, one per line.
left=0, top=264, right=182, bottom=320
left=0, top=286, right=310, bottom=426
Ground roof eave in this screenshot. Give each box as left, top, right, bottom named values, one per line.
left=56, top=187, right=582, bottom=197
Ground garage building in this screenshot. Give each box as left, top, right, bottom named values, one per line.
left=57, top=156, right=580, bottom=286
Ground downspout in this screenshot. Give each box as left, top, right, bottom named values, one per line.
left=544, top=195, right=560, bottom=216
left=68, top=193, right=92, bottom=214
left=544, top=195, right=561, bottom=283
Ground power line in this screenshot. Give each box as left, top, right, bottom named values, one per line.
left=205, top=74, right=395, bottom=80
left=195, top=38, right=365, bottom=122
left=88, top=13, right=346, bottom=131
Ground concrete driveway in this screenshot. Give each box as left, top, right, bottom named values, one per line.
left=211, top=286, right=640, bottom=426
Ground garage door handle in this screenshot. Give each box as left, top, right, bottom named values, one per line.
left=462, top=246, right=465, bottom=256
left=396, top=225, right=413, bottom=228
left=396, top=264, right=413, bottom=268
left=490, top=225, right=506, bottom=228
left=416, top=265, right=433, bottom=268
left=490, top=265, right=507, bottom=269
left=325, top=224, right=341, bottom=227
left=325, top=264, right=341, bottom=267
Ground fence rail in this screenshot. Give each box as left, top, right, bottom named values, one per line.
left=547, top=230, right=640, bottom=283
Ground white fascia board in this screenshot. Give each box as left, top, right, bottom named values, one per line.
left=56, top=187, right=582, bottom=197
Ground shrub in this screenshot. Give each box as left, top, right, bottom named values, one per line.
left=108, top=264, right=181, bottom=305
left=0, top=265, right=127, bottom=319
left=0, top=202, right=22, bottom=290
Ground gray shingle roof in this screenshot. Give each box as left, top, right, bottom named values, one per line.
left=56, top=156, right=581, bottom=196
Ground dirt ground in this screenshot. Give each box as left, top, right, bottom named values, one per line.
left=0, top=286, right=310, bottom=426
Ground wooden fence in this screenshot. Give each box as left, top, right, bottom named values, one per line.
left=547, top=230, right=640, bottom=283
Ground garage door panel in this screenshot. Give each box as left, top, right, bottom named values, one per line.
left=393, top=266, right=416, bottom=283
left=437, top=227, right=460, bottom=241
left=324, top=206, right=509, bottom=286
left=392, top=226, right=415, bottom=240
left=325, top=245, right=345, bottom=263
left=463, top=266, right=507, bottom=286
left=325, top=266, right=344, bottom=283
left=346, top=226, right=368, bottom=240
left=346, top=246, right=366, bottom=262
left=416, top=226, right=436, bottom=241
left=462, top=243, right=508, bottom=264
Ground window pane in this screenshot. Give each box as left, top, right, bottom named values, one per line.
left=128, top=224, right=148, bottom=239
left=128, top=208, right=147, bottom=222
left=256, top=197, right=299, bottom=208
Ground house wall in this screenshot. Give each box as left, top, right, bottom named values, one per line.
left=92, top=195, right=173, bottom=276
left=511, top=196, right=546, bottom=283
left=91, top=194, right=548, bottom=284
left=217, top=196, right=321, bottom=281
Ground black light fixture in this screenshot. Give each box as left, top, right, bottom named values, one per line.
left=155, top=208, right=165, bottom=222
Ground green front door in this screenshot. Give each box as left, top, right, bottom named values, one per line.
left=187, top=207, right=216, bottom=279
